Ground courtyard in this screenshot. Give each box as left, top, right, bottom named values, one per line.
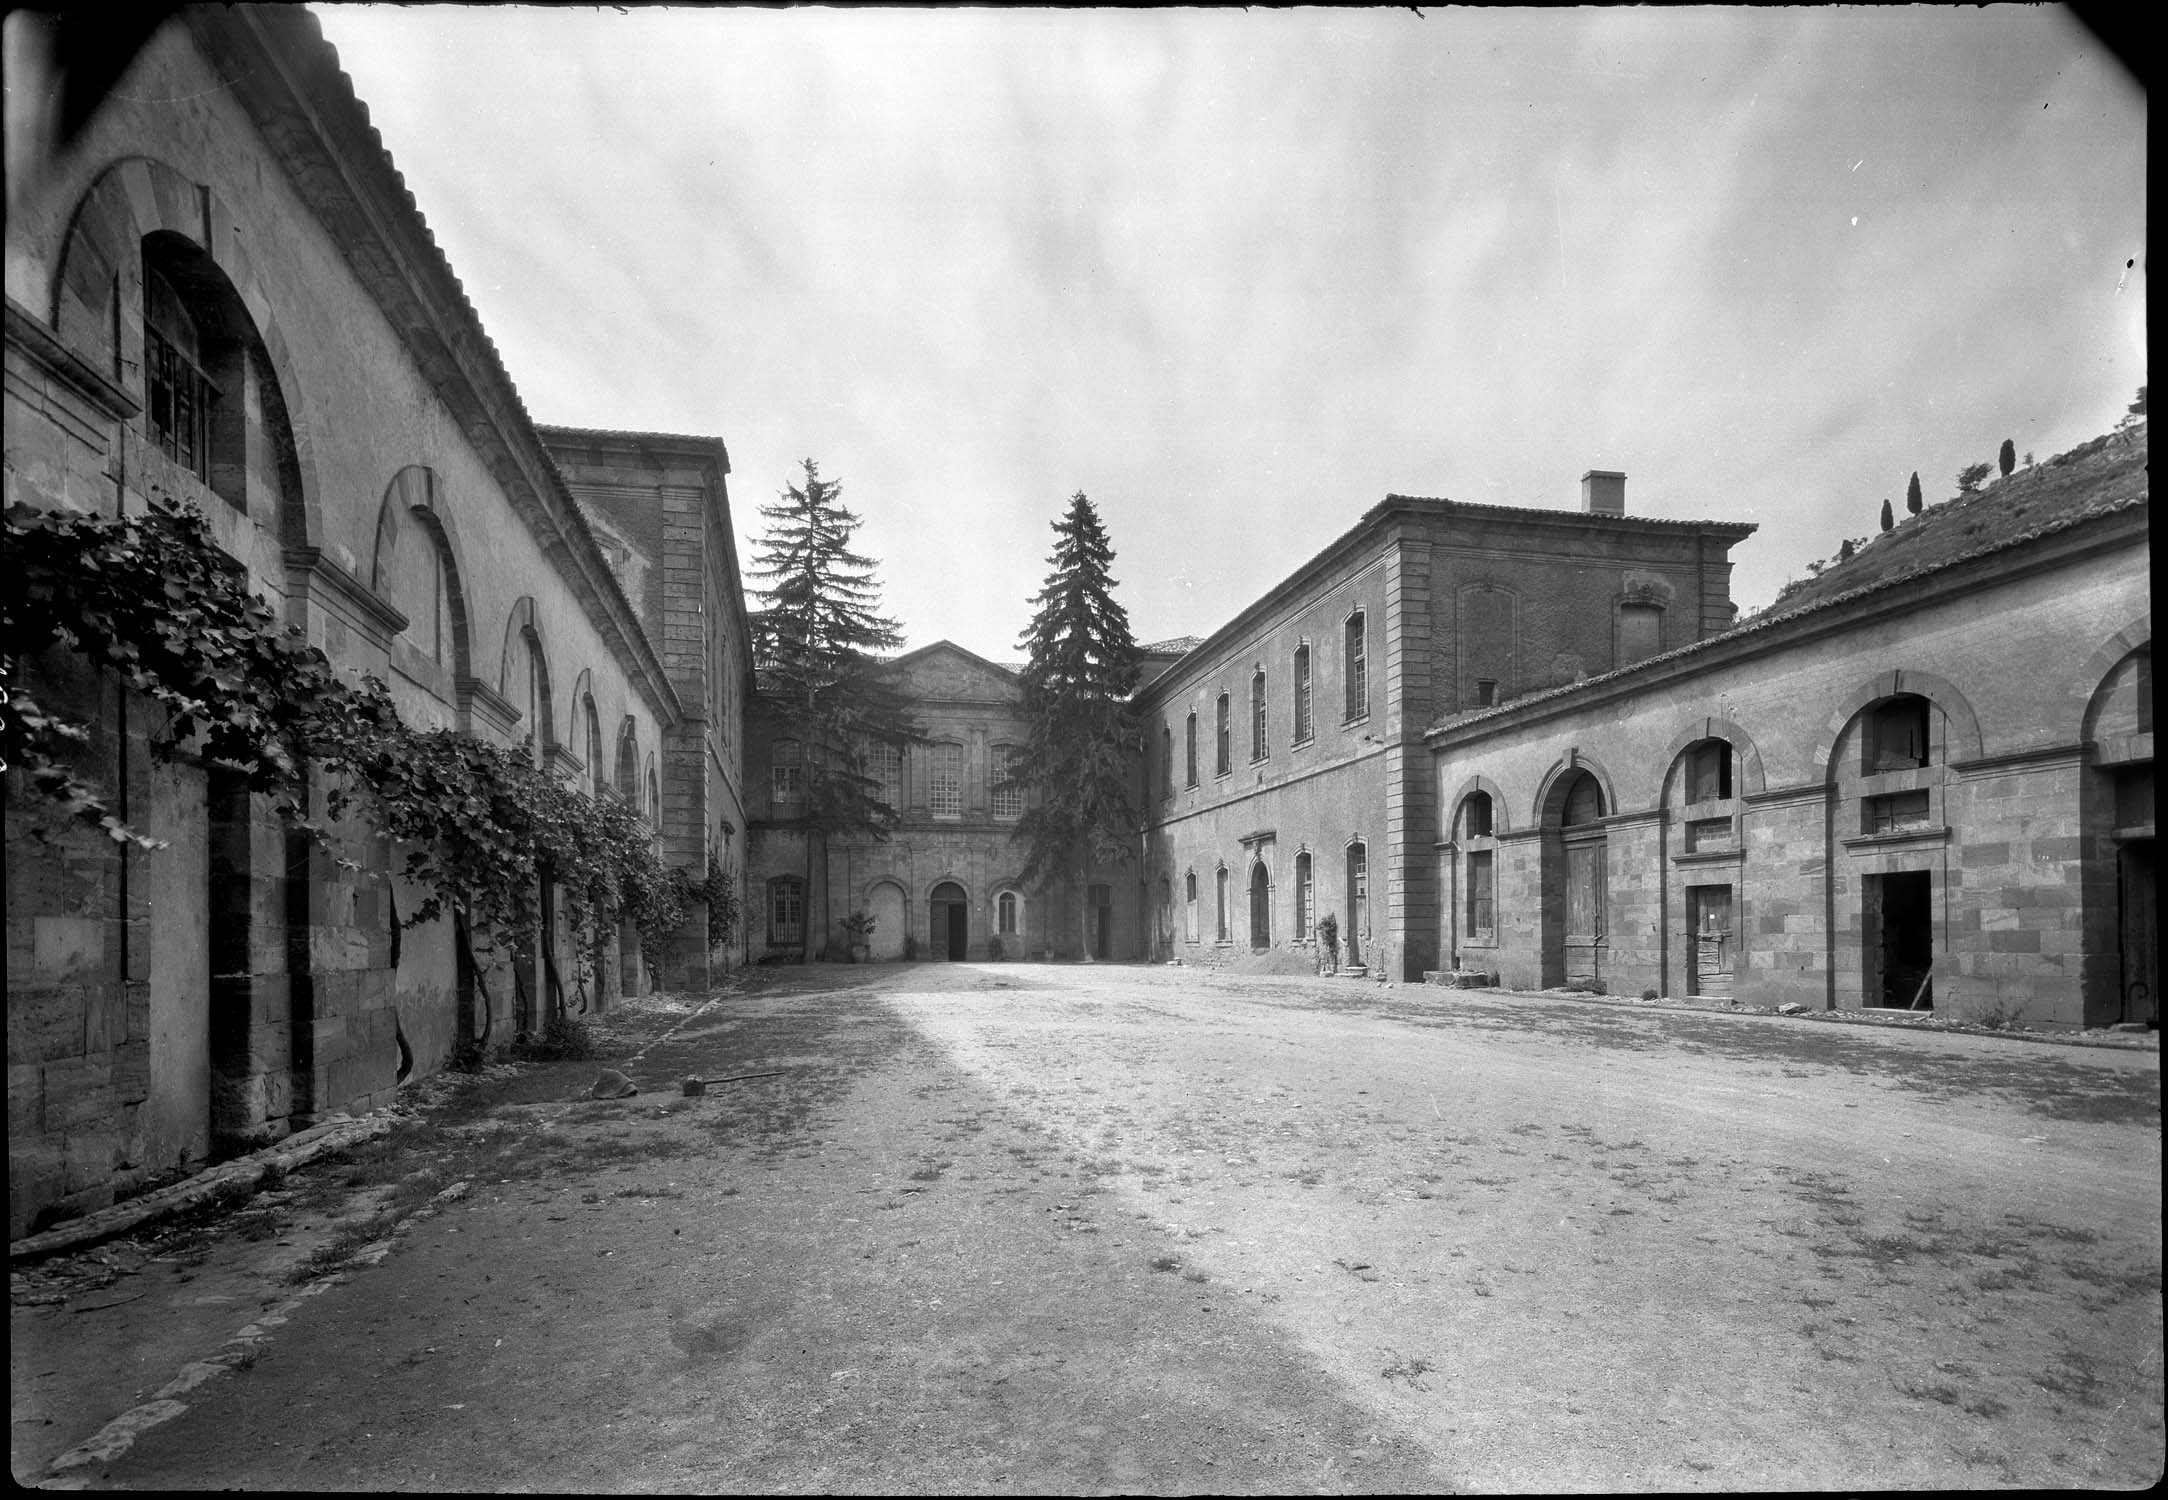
left=13, top=963, right=2162, bottom=1492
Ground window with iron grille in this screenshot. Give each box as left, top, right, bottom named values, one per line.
left=769, top=878, right=804, bottom=944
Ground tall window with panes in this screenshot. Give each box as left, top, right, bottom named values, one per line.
left=143, top=264, right=216, bottom=486
left=1185, top=714, right=1198, bottom=787
left=930, top=742, right=963, bottom=818
left=1215, top=694, right=1231, bottom=777
left=1293, top=645, right=1313, bottom=742
left=1344, top=612, right=1368, bottom=721
left=870, top=741, right=903, bottom=813
left=1250, top=669, right=1267, bottom=762
left=992, top=743, right=1023, bottom=819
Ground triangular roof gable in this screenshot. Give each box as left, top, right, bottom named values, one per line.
left=880, top=640, right=1023, bottom=703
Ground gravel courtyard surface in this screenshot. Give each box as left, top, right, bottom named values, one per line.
left=14, top=963, right=2161, bottom=1492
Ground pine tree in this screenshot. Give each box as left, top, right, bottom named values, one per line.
left=1906, top=471, right=1923, bottom=515
left=1956, top=462, right=1992, bottom=494
left=1999, top=438, right=2016, bottom=478
left=1879, top=498, right=1894, bottom=533
left=1012, top=492, right=1144, bottom=959
left=748, top=459, right=918, bottom=949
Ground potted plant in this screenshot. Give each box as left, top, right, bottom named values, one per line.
left=1317, top=913, right=1339, bottom=974
left=840, top=909, right=877, bottom=963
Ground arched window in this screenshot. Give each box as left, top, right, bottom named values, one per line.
left=615, top=718, right=639, bottom=801
left=1250, top=669, right=1268, bottom=762
left=647, top=765, right=662, bottom=826
left=1215, top=694, right=1231, bottom=777
left=143, top=261, right=216, bottom=488
left=996, top=890, right=1021, bottom=935
left=584, top=695, right=605, bottom=798
left=1293, top=644, right=1313, bottom=743
left=991, top=742, right=1024, bottom=819
left=1561, top=775, right=1605, bottom=827
left=770, top=737, right=804, bottom=806
left=1294, top=851, right=1313, bottom=941
left=1863, top=695, right=1932, bottom=773
left=502, top=618, right=552, bottom=768
left=768, top=877, right=805, bottom=945
left=1184, top=871, right=1199, bottom=942
left=1215, top=865, right=1230, bottom=941
left=930, top=742, right=964, bottom=818
left=1461, top=791, right=1494, bottom=839
left=1344, top=611, right=1368, bottom=721
left=1185, top=713, right=1198, bottom=788
left=372, top=471, right=459, bottom=671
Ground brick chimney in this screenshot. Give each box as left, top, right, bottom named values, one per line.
left=1581, top=470, right=1626, bottom=515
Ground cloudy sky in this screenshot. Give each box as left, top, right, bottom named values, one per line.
left=312, top=4, right=2145, bottom=661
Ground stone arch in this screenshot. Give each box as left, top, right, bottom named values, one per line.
left=1658, top=717, right=1768, bottom=803
left=1809, top=670, right=1984, bottom=781
left=1444, top=773, right=1512, bottom=839
left=614, top=716, right=639, bottom=800
left=369, top=466, right=473, bottom=685
left=2077, top=616, right=2151, bottom=742
left=497, top=597, right=556, bottom=759
left=54, top=155, right=321, bottom=545
left=1533, top=751, right=1621, bottom=829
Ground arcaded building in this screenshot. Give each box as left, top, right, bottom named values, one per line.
left=5, top=10, right=749, bottom=1234
left=1426, top=429, right=2151, bottom=1030
left=1137, top=474, right=1755, bottom=982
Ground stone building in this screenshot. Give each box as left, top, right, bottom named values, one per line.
left=1136, top=476, right=1755, bottom=981
left=1426, top=428, right=2151, bottom=1030
left=4, top=9, right=748, bottom=1235
left=746, top=641, right=1142, bottom=965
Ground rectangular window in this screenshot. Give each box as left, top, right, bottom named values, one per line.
left=930, top=743, right=963, bottom=818
left=1295, top=853, right=1313, bottom=941
left=1184, top=873, right=1198, bottom=943
left=1619, top=603, right=1663, bottom=666
left=1866, top=789, right=1932, bottom=834
left=1293, top=646, right=1313, bottom=742
left=1686, top=817, right=1734, bottom=853
left=1215, top=867, right=1229, bottom=941
left=1185, top=714, right=1198, bottom=788
left=1345, top=613, right=1368, bottom=721
left=1250, top=672, right=1267, bottom=762
left=1466, top=849, right=1495, bottom=942
left=1476, top=679, right=1497, bottom=708
left=770, top=880, right=804, bottom=944
left=1215, top=695, right=1231, bottom=777
left=871, top=741, right=902, bottom=811
left=771, top=741, right=803, bottom=805
left=992, top=743, right=1023, bottom=819
left=144, top=324, right=213, bottom=483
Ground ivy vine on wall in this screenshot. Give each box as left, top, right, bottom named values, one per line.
left=4, top=492, right=691, bottom=983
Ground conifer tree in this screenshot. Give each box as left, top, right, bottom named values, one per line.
left=1012, top=492, right=1144, bottom=959
left=1999, top=438, right=2016, bottom=478
left=1879, top=498, right=1894, bottom=533
left=749, top=459, right=918, bottom=948
left=1906, top=471, right=1923, bottom=515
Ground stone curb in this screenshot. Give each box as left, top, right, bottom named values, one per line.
left=9, top=1113, right=395, bottom=1264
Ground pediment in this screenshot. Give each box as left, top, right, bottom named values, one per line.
left=882, top=640, right=1023, bottom=704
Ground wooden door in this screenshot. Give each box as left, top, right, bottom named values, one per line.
left=1564, top=836, right=1607, bottom=985
left=2121, top=843, right=2157, bottom=1025
left=1689, top=885, right=1734, bottom=999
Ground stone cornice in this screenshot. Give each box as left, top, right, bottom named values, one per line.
left=283, top=545, right=407, bottom=638
left=458, top=674, right=523, bottom=740
left=4, top=295, right=139, bottom=418
left=184, top=8, right=681, bottom=727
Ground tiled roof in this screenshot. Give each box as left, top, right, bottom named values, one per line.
left=1760, top=423, right=2149, bottom=616
left=1381, top=493, right=1757, bottom=538
left=533, top=423, right=732, bottom=463
left=1141, top=636, right=1204, bottom=655
left=1427, top=422, right=2149, bottom=738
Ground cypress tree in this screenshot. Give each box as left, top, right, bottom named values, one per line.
left=1013, top=492, right=1145, bottom=959
left=1879, top=498, right=1894, bottom=533
left=1906, top=471, right=1923, bottom=515
left=1999, top=438, right=2016, bottom=477
left=748, top=459, right=919, bottom=950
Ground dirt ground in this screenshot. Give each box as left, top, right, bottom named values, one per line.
left=12, top=963, right=2163, bottom=1493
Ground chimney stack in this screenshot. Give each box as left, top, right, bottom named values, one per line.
left=1581, top=470, right=1626, bottom=515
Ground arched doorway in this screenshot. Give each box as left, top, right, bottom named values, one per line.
left=929, top=882, right=968, bottom=961
left=868, top=881, right=906, bottom=961
left=1542, top=770, right=1608, bottom=987
left=1344, top=842, right=1368, bottom=968
left=1249, top=862, right=1271, bottom=949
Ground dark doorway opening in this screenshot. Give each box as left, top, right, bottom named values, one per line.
left=1866, top=870, right=1933, bottom=1009
left=2119, top=842, right=2156, bottom=1026
left=930, top=882, right=968, bottom=960
left=1249, top=863, right=1270, bottom=950
left=1087, top=883, right=1112, bottom=960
